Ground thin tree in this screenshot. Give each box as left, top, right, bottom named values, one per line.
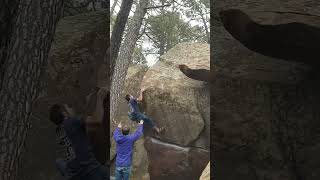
left=110, top=0, right=150, bottom=123
left=0, top=0, right=64, bottom=180
left=110, top=0, right=134, bottom=78
left=110, top=0, right=119, bottom=16
left=187, top=0, right=210, bottom=42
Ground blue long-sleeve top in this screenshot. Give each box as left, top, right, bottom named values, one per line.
left=113, top=124, right=143, bottom=167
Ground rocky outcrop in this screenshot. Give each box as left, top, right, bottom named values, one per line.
left=219, top=9, right=320, bottom=66
left=140, top=43, right=210, bottom=179
left=212, top=1, right=320, bottom=180
left=46, top=10, right=109, bottom=114
left=141, top=43, right=210, bottom=147
left=19, top=11, right=109, bottom=180
left=145, top=137, right=209, bottom=180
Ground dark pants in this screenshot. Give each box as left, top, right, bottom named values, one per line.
left=115, top=166, right=131, bottom=180
left=56, top=159, right=108, bottom=180
left=80, top=165, right=108, bottom=180
left=56, top=159, right=67, bottom=177
left=129, top=112, right=155, bottom=127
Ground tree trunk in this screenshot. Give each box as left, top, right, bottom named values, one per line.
left=110, top=0, right=119, bottom=16
left=110, top=0, right=150, bottom=123
left=110, top=0, right=134, bottom=79
left=159, top=0, right=167, bottom=56
left=159, top=38, right=166, bottom=55
left=0, top=0, right=19, bottom=86
left=0, top=0, right=64, bottom=180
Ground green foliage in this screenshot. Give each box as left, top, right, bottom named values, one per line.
left=110, top=15, right=116, bottom=29
left=183, top=0, right=210, bottom=42
left=146, top=11, right=202, bottom=54
left=199, top=0, right=210, bottom=8
left=132, top=46, right=147, bottom=65
left=111, top=0, right=210, bottom=63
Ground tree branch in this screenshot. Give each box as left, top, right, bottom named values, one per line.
left=145, top=3, right=171, bottom=10
left=171, top=0, right=185, bottom=7
left=137, top=22, right=147, bottom=40
left=145, top=32, right=157, bottom=44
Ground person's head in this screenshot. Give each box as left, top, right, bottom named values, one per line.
left=121, top=125, right=130, bottom=135
left=125, top=94, right=131, bottom=102
left=49, top=104, right=66, bottom=125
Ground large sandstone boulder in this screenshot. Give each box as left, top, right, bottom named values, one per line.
left=140, top=43, right=210, bottom=179
left=140, top=43, right=210, bottom=147
left=112, top=43, right=210, bottom=180
left=212, top=1, right=320, bottom=180
left=19, top=11, right=108, bottom=180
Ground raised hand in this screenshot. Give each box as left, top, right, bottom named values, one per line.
left=139, top=120, right=144, bottom=125
left=140, top=87, right=146, bottom=92
left=63, top=104, right=75, bottom=117
left=118, top=122, right=122, bottom=128
left=137, top=87, right=146, bottom=101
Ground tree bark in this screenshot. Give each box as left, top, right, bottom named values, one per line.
left=110, top=0, right=119, bottom=16
left=110, top=0, right=149, bottom=123
left=0, top=0, right=64, bottom=180
left=109, top=0, right=134, bottom=79
left=159, top=0, right=167, bottom=56
left=159, top=40, right=165, bottom=56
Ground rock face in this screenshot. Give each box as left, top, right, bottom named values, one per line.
left=140, top=42, right=210, bottom=179
left=145, top=137, right=209, bottom=180
left=46, top=10, right=109, bottom=115
left=111, top=43, right=210, bottom=180
left=212, top=1, right=320, bottom=180
left=111, top=65, right=150, bottom=180
left=141, top=43, right=210, bottom=147
left=19, top=11, right=108, bottom=180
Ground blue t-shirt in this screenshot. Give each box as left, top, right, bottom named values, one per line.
left=113, top=125, right=143, bottom=167
left=56, top=117, right=100, bottom=179
left=128, top=97, right=140, bottom=113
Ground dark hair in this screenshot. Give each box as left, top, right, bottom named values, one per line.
left=122, top=125, right=130, bottom=135
left=49, top=104, right=65, bottom=125
left=125, top=94, right=130, bottom=102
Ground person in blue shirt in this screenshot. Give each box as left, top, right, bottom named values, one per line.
left=125, top=89, right=164, bottom=133
left=49, top=95, right=109, bottom=180
left=114, top=120, right=144, bottom=180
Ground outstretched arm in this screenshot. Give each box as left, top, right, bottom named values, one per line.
left=84, top=87, right=108, bottom=128
left=84, top=87, right=109, bottom=164
left=129, top=120, right=144, bottom=141
left=94, top=88, right=108, bottom=124
left=114, top=122, right=124, bottom=142
left=177, top=64, right=212, bottom=82
left=136, top=88, right=145, bottom=102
